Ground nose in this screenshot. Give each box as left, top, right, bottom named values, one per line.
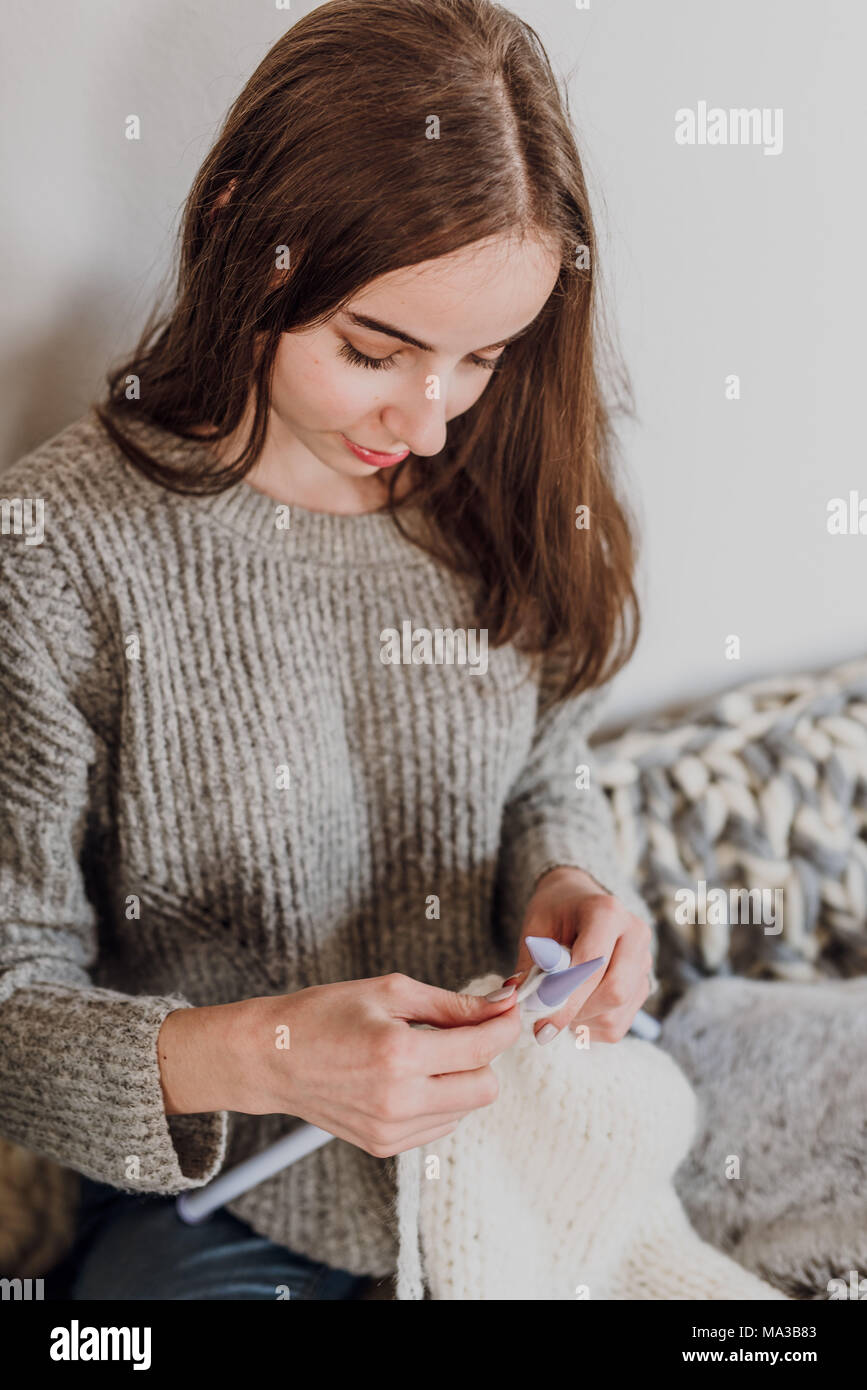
left=383, top=388, right=449, bottom=459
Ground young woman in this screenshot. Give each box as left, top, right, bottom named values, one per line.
left=0, top=0, right=654, bottom=1300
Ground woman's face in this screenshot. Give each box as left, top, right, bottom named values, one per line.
left=251, top=231, right=561, bottom=507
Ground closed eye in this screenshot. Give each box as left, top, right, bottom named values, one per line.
left=337, top=340, right=506, bottom=372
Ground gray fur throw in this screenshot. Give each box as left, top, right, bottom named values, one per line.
left=659, top=974, right=867, bottom=1300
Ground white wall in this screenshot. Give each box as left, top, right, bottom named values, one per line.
left=2, top=0, right=862, bottom=729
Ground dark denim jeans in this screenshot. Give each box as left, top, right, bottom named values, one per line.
left=51, top=1176, right=371, bottom=1301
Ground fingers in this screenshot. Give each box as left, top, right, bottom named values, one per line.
left=371, top=1117, right=464, bottom=1159
left=355, top=1070, right=502, bottom=1157
left=412, top=1004, right=523, bottom=1076
left=418, top=1062, right=504, bottom=1115
left=384, top=972, right=518, bottom=1028
left=568, top=979, right=652, bottom=1044
left=527, top=902, right=621, bottom=1038
left=572, top=927, right=652, bottom=1023
left=537, top=910, right=651, bottom=1038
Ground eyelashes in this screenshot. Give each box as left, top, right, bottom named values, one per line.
left=337, top=341, right=398, bottom=371
left=337, top=340, right=505, bottom=373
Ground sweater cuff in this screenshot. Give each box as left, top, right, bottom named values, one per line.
left=165, top=1111, right=229, bottom=1184
left=0, top=982, right=228, bottom=1193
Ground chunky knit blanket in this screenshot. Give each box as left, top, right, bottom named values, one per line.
left=594, top=656, right=867, bottom=1011
left=392, top=971, right=789, bottom=1301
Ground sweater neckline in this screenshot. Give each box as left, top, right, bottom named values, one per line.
left=127, top=413, right=434, bottom=568
left=189, top=474, right=430, bottom=567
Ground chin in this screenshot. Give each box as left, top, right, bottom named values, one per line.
left=330, top=456, right=376, bottom=480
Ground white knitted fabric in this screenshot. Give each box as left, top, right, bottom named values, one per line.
left=394, top=971, right=790, bottom=1301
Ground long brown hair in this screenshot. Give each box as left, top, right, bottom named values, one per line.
left=94, top=0, right=641, bottom=704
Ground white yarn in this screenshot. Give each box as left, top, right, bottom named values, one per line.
left=394, top=965, right=562, bottom=1300
left=394, top=1148, right=425, bottom=1301
left=393, top=971, right=789, bottom=1301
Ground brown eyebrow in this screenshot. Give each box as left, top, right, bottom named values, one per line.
left=344, top=310, right=540, bottom=354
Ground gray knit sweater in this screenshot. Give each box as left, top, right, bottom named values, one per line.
left=0, top=410, right=648, bottom=1278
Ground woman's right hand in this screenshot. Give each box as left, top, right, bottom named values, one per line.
left=226, top=973, right=523, bottom=1157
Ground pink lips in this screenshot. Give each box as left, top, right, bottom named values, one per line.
left=339, top=433, right=410, bottom=468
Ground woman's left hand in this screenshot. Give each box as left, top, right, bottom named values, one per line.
left=504, top=865, right=654, bottom=1046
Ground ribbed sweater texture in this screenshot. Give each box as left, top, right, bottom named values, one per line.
left=0, top=411, right=649, bottom=1279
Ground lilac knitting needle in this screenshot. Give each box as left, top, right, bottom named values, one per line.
left=176, top=1122, right=334, bottom=1224
left=520, top=955, right=606, bottom=1010
left=523, top=935, right=662, bottom=1040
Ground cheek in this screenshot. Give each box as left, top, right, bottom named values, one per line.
left=451, top=372, right=493, bottom=416
left=271, top=340, right=373, bottom=424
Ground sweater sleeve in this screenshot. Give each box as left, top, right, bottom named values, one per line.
left=494, top=649, right=651, bottom=955
left=0, top=540, right=228, bottom=1193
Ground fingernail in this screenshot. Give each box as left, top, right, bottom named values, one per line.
left=485, top=983, right=516, bottom=1001
left=536, top=1023, right=560, bottom=1045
